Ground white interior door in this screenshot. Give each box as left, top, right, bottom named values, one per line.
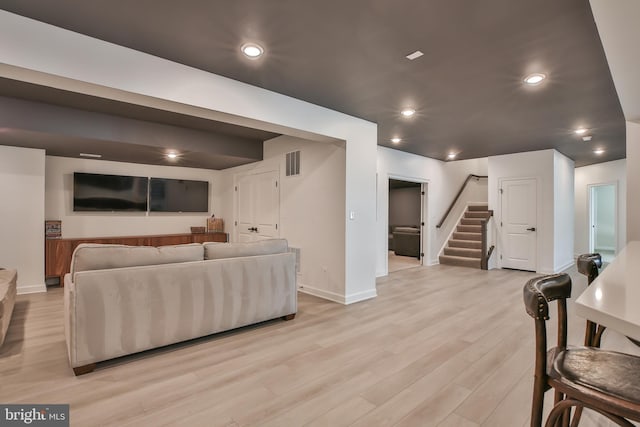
left=254, top=171, right=279, bottom=240
left=237, top=176, right=255, bottom=242
left=589, top=183, right=617, bottom=255
left=500, top=178, right=537, bottom=271
left=236, top=170, right=280, bottom=242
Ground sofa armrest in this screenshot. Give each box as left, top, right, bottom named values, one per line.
left=63, top=273, right=75, bottom=365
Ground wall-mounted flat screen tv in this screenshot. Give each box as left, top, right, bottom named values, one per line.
left=73, top=172, right=149, bottom=212
left=149, top=178, right=209, bottom=212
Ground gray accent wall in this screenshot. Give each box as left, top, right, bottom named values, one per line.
left=389, top=186, right=421, bottom=228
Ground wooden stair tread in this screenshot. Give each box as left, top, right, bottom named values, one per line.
left=460, top=218, right=483, bottom=225
left=452, top=232, right=482, bottom=241
left=449, top=239, right=482, bottom=249
left=467, top=205, right=489, bottom=211
left=444, top=247, right=481, bottom=258
left=440, top=204, right=490, bottom=269
left=439, top=255, right=482, bottom=268
left=457, top=225, right=482, bottom=232
left=464, top=211, right=491, bottom=219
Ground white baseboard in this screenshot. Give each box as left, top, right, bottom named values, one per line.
left=344, top=289, right=377, bottom=305
left=17, top=283, right=47, bottom=295
left=554, top=260, right=575, bottom=273
left=298, top=285, right=377, bottom=305
left=427, top=258, right=439, bottom=266
left=298, top=285, right=344, bottom=304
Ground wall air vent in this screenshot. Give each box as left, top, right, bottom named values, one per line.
left=288, top=247, right=301, bottom=273
left=285, top=151, right=301, bottom=176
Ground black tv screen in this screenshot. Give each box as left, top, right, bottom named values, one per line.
left=149, top=178, right=209, bottom=212
left=73, top=172, right=148, bottom=212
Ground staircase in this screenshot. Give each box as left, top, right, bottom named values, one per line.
left=439, top=204, right=491, bottom=269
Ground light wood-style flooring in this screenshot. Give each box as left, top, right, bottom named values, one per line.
left=1, top=264, right=637, bottom=426
left=388, top=251, right=421, bottom=273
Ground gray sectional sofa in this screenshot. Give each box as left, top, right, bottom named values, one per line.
left=391, top=226, right=421, bottom=258
left=64, top=239, right=297, bottom=375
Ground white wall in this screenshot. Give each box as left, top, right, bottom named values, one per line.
left=626, top=121, right=640, bottom=241
left=0, top=146, right=45, bottom=293
left=45, top=156, right=218, bottom=238
left=575, top=160, right=627, bottom=256
left=0, top=11, right=378, bottom=303
left=553, top=151, right=575, bottom=272
left=590, top=0, right=640, bottom=123
left=216, top=136, right=348, bottom=303
left=376, top=147, right=488, bottom=276
left=487, top=149, right=574, bottom=273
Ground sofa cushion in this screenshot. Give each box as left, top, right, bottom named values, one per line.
left=71, top=243, right=204, bottom=276
left=394, top=226, right=420, bottom=234
left=204, top=239, right=288, bottom=260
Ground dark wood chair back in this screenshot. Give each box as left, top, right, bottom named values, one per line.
left=576, top=253, right=603, bottom=347
left=523, top=273, right=572, bottom=427
left=576, top=253, right=602, bottom=285
left=524, top=273, right=640, bottom=427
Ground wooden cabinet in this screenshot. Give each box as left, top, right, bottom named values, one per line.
left=45, top=232, right=228, bottom=284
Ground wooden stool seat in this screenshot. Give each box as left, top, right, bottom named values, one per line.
left=551, top=347, right=640, bottom=411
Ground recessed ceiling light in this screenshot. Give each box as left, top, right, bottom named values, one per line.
left=241, top=43, right=264, bottom=59
left=447, top=153, right=457, bottom=160
left=401, top=108, right=415, bottom=117
left=523, top=73, right=546, bottom=85
left=405, top=50, right=424, bottom=61
left=391, top=137, right=402, bottom=144
left=575, top=128, right=588, bottom=135
left=594, top=149, right=605, bottom=155
left=167, top=152, right=178, bottom=159
left=582, top=136, right=593, bottom=142
left=79, top=153, right=102, bottom=158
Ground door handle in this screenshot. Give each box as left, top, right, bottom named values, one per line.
left=248, top=227, right=257, bottom=232
left=527, top=227, right=536, bottom=232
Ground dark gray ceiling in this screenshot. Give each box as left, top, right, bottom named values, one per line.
left=0, top=0, right=625, bottom=167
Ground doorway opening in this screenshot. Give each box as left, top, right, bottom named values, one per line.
left=589, top=183, right=617, bottom=263
left=388, top=178, right=426, bottom=273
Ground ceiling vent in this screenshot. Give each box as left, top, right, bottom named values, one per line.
left=286, top=150, right=301, bottom=177
left=405, top=50, right=424, bottom=60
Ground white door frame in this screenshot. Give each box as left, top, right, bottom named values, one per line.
left=387, top=174, right=430, bottom=273
left=498, top=176, right=539, bottom=272
left=587, top=181, right=618, bottom=255
left=233, top=167, right=280, bottom=242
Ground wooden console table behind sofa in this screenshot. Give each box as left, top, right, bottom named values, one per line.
left=45, top=232, right=228, bottom=284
